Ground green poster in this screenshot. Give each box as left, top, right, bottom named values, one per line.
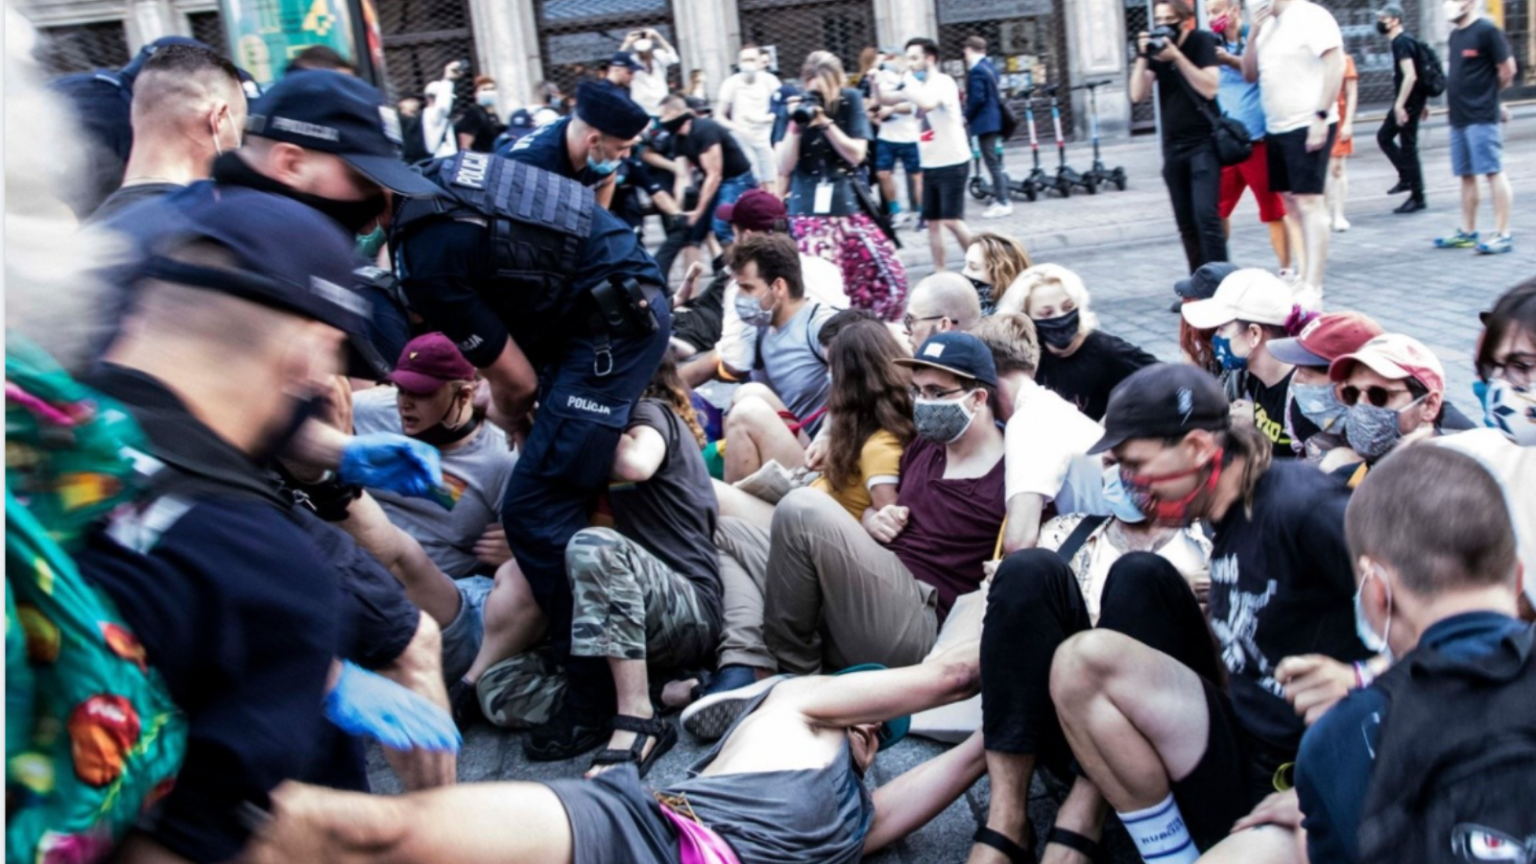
left=224, top=0, right=358, bottom=87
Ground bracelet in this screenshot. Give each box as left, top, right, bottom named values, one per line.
left=1352, top=660, right=1375, bottom=689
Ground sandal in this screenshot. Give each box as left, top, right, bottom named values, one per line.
left=587, top=714, right=678, bottom=779
left=1045, top=826, right=1105, bottom=863
left=972, top=823, right=1035, bottom=864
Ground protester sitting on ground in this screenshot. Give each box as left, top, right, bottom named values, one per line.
left=1182, top=268, right=1318, bottom=457
left=904, top=271, right=984, bottom=352
left=1045, top=363, right=1371, bottom=863
left=247, top=655, right=990, bottom=864
left=1171, top=262, right=1240, bottom=374
left=808, top=318, right=915, bottom=519
left=972, top=312, right=1104, bottom=554
left=968, top=463, right=1215, bottom=864
left=1290, top=446, right=1531, bottom=864
left=1265, top=311, right=1384, bottom=463
left=1323, top=333, right=1449, bottom=485
left=962, top=232, right=1033, bottom=316
left=1015, top=263, right=1158, bottom=421
left=352, top=333, right=516, bottom=579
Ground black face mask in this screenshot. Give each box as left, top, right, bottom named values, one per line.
left=1376, top=20, right=1392, bottom=33
left=660, top=113, right=691, bottom=135
left=212, top=151, right=387, bottom=234
left=406, top=393, right=480, bottom=448
left=1033, top=308, right=1082, bottom=350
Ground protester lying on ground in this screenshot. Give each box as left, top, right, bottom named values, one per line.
left=1015, top=263, right=1158, bottom=421
left=1325, top=333, right=1448, bottom=485
left=903, top=271, right=984, bottom=353
left=248, top=652, right=987, bottom=864
left=1265, top=311, right=1384, bottom=463
left=962, top=232, right=1032, bottom=316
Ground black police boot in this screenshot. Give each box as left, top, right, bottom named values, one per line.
left=523, top=702, right=612, bottom=762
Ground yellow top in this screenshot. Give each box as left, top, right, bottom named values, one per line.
left=811, top=430, right=905, bottom=519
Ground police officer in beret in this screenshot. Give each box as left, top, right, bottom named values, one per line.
left=498, top=79, right=652, bottom=209
left=390, top=150, right=672, bottom=758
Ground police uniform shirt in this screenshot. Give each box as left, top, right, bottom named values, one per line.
left=611, top=155, right=669, bottom=230
left=500, top=115, right=613, bottom=190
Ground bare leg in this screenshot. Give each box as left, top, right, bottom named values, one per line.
left=1196, top=825, right=1305, bottom=864
left=878, top=169, right=898, bottom=210
left=1042, top=778, right=1111, bottom=864
left=587, top=657, right=657, bottom=778
left=1326, top=157, right=1348, bottom=230
left=967, top=751, right=1034, bottom=864
left=911, top=171, right=924, bottom=211
left=1266, top=221, right=1291, bottom=270
left=946, top=219, right=975, bottom=254
left=1285, top=193, right=1330, bottom=292
left=1490, top=172, right=1513, bottom=236
left=929, top=220, right=946, bottom=270
left=723, top=392, right=807, bottom=483
left=463, top=558, right=547, bottom=685
left=1282, top=212, right=1303, bottom=273
left=1462, top=175, right=1480, bottom=233
left=1221, top=217, right=1232, bottom=238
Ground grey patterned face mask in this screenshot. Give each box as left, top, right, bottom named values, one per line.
left=1344, top=396, right=1423, bottom=459
left=912, top=393, right=976, bottom=443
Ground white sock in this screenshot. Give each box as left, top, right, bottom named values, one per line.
left=1118, top=794, right=1199, bottom=864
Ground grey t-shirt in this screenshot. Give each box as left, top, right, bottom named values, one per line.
left=752, top=301, right=835, bottom=438
left=352, top=387, right=517, bottom=578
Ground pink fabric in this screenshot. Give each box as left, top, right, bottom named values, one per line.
left=790, top=214, right=909, bottom=321
left=5, top=382, right=80, bottom=427
left=659, top=805, right=742, bottom=864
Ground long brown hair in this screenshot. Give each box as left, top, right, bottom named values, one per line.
left=642, top=355, right=707, bottom=447
left=825, top=320, right=915, bottom=491
left=801, top=50, right=846, bottom=113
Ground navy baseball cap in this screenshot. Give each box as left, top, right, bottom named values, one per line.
left=896, top=332, right=1000, bottom=389
left=136, top=183, right=370, bottom=337
left=1171, top=262, right=1240, bottom=313
left=1089, top=364, right=1230, bottom=455
left=574, top=80, right=651, bottom=139
left=245, top=70, right=443, bottom=197
left=609, top=51, right=644, bottom=71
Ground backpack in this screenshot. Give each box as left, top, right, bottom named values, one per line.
left=1356, top=625, right=1536, bottom=864
left=1414, top=38, right=1447, bottom=98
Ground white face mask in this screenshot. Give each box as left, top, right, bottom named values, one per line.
left=1353, top=564, right=1394, bottom=660
left=634, top=38, right=654, bottom=53
left=1444, top=0, right=1468, bottom=20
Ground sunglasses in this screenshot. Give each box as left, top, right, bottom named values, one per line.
left=1339, top=384, right=1416, bottom=408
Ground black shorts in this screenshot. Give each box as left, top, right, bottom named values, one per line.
left=1168, top=679, right=1280, bottom=852
left=1266, top=124, right=1336, bottom=196
left=547, top=766, right=675, bottom=864
left=921, top=162, right=968, bottom=221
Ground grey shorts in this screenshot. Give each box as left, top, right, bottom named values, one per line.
left=1450, top=123, right=1502, bottom=176
left=440, top=575, right=493, bottom=683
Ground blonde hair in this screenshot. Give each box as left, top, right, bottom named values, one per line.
left=1014, top=263, right=1099, bottom=334
left=970, top=233, right=1032, bottom=294
left=801, top=50, right=846, bottom=111
left=972, top=312, right=1040, bottom=377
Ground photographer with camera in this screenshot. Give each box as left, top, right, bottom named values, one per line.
left=423, top=60, right=467, bottom=159
left=619, top=27, right=678, bottom=117
left=1131, top=0, right=1228, bottom=273
left=780, top=50, right=908, bottom=320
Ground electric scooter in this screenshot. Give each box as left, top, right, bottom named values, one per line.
left=1010, top=87, right=1049, bottom=202
left=1044, top=84, right=1083, bottom=196
left=1077, top=79, right=1128, bottom=192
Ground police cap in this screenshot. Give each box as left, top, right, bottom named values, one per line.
left=574, top=80, right=651, bottom=140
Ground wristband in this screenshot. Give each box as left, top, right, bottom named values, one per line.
left=1353, top=660, right=1375, bottom=689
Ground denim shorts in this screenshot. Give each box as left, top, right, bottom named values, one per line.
left=440, top=575, right=494, bottom=683
left=874, top=139, right=920, bottom=173
left=1449, top=123, right=1502, bottom=177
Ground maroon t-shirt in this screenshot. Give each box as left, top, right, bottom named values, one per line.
left=887, top=437, right=1007, bottom=615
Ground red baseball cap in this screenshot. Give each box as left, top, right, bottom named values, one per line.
left=1328, top=333, right=1446, bottom=394
left=717, top=189, right=788, bottom=232
left=1267, top=311, right=1384, bottom=368
left=386, top=332, right=476, bottom=394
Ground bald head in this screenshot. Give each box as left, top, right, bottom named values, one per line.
left=905, top=272, right=984, bottom=351
left=130, top=44, right=246, bottom=154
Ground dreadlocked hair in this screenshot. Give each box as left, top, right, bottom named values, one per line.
left=643, top=355, right=708, bottom=448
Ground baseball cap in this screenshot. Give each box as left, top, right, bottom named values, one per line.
left=895, top=332, right=1000, bottom=389
left=1171, top=262, right=1241, bottom=314
left=387, top=333, right=477, bottom=394
left=1378, top=3, right=1406, bottom=18
left=609, top=51, right=644, bottom=71
left=834, top=664, right=909, bottom=751
left=1181, top=268, right=1295, bottom=330
left=245, top=70, right=443, bottom=197
left=1268, top=311, right=1385, bottom=368
left=574, top=80, right=651, bottom=139
left=1328, top=333, right=1446, bottom=394
left=717, top=189, right=788, bottom=232
left=1089, top=364, right=1230, bottom=455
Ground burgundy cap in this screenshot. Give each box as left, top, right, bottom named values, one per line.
left=386, top=332, right=476, bottom=394
left=717, top=189, right=787, bottom=232
left=1267, top=311, right=1384, bottom=367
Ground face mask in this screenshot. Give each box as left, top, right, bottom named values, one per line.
left=1033, top=309, right=1081, bottom=350
left=1211, top=14, right=1230, bottom=35
left=734, top=292, right=774, bottom=327
left=212, top=151, right=386, bottom=233
left=477, top=91, right=497, bottom=108
left=661, top=114, right=690, bottom=135
left=407, top=392, right=480, bottom=447
left=1353, top=564, right=1393, bottom=658
left=256, top=393, right=321, bottom=465
left=1343, top=396, right=1423, bottom=460
left=1102, top=464, right=1148, bottom=523
left=1210, top=334, right=1248, bottom=371
left=1375, top=20, right=1392, bottom=34
left=913, top=392, right=978, bottom=444
left=1292, top=382, right=1347, bottom=432
left=587, top=145, right=622, bottom=176
left=1481, top=379, right=1536, bottom=446
left=1119, top=450, right=1223, bottom=527
left=1444, top=0, right=1467, bottom=20
left=356, top=224, right=387, bottom=259
left=913, top=70, right=929, bottom=82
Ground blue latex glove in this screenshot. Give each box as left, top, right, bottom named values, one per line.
left=339, top=433, right=443, bottom=499
left=324, top=662, right=462, bottom=753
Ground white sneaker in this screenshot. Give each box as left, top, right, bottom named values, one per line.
left=989, top=202, right=1013, bottom=218
left=889, top=211, right=909, bottom=228
left=1331, top=217, right=1351, bottom=232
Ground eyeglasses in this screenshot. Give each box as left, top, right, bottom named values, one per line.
left=909, top=385, right=967, bottom=400
left=1481, top=353, right=1536, bottom=388
left=1339, top=384, right=1415, bottom=408
left=902, top=314, right=946, bottom=333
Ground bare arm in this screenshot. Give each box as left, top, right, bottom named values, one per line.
left=814, top=114, right=868, bottom=166
left=690, top=144, right=725, bottom=225
left=1242, top=17, right=1266, bottom=82
left=611, top=423, right=667, bottom=483
left=868, top=483, right=899, bottom=511
left=1002, top=492, right=1046, bottom=554
left=479, top=337, right=538, bottom=439
left=778, top=125, right=802, bottom=181
left=1394, top=56, right=1417, bottom=111
left=339, top=491, right=462, bottom=627
left=1173, top=52, right=1221, bottom=101
left=1128, top=55, right=1154, bottom=104
left=1317, top=47, right=1345, bottom=118
left=1499, top=56, right=1517, bottom=89
left=776, top=638, right=980, bottom=728
left=375, top=615, right=457, bottom=789
left=594, top=176, right=616, bottom=210
left=903, top=77, right=943, bottom=112
left=864, top=731, right=986, bottom=854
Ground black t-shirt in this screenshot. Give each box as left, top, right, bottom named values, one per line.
left=1151, top=29, right=1221, bottom=149
left=611, top=155, right=670, bottom=230
left=1390, top=32, right=1420, bottom=101
left=85, top=181, right=183, bottom=225
left=609, top=399, right=723, bottom=628
left=1448, top=18, right=1513, bottom=126
left=1035, top=330, right=1160, bottom=421
left=1207, top=461, right=1372, bottom=756
left=788, top=87, right=874, bottom=218
left=677, top=116, right=754, bottom=180
left=1248, top=369, right=1320, bottom=459
left=456, top=104, right=503, bottom=153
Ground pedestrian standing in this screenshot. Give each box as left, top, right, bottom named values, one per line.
left=870, top=52, right=923, bottom=227
left=620, top=27, right=679, bottom=117
left=1433, top=0, right=1517, bottom=254
left=1376, top=4, right=1428, bottom=214
left=717, top=46, right=782, bottom=194
left=896, top=37, right=974, bottom=271
left=963, top=36, right=1011, bottom=218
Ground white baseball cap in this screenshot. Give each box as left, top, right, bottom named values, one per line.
left=1181, top=268, right=1296, bottom=330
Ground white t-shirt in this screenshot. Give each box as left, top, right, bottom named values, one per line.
left=1255, top=0, right=1344, bottom=134
left=906, top=71, right=969, bottom=168
left=873, top=69, right=919, bottom=144
left=1040, top=514, right=1212, bottom=624
left=1435, top=429, right=1536, bottom=605
left=423, top=79, right=459, bottom=157
left=719, top=252, right=848, bottom=371
left=1003, top=378, right=1105, bottom=503
left=630, top=47, right=679, bottom=116
left=718, top=71, right=782, bottom=133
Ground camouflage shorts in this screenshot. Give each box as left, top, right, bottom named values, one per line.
left=475, top=646, right=566, bottom=730
left=566, top=527, right=717, bottom=668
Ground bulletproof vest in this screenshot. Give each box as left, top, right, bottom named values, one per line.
left=392, top=151, right=594, bottom=284
left=1357, top=625, right=1536, bottom=864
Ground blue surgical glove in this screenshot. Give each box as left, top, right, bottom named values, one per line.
left=323, top=661, right=462, bottom=753
left=339, top=433, right=443, bottom=498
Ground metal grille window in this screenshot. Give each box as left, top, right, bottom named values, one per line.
left=737, top=0, right=875, bottom=82
left=1497, top=2, right=1535, bottom=98
left=537, top=0, right=678, bottom=97
left=188, top=10, right=228, bottom=53
left=375, top=0, right=476, bottom=100
left=1326, top=0, right=1423, bottom=111
left=937, top=0, right=1074, bottom=136
left=35, top=21, right=130, bottom=75
left=1126, top=0, right=1156, bottom=133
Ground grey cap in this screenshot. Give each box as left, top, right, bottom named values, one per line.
left=1378, top=3, right=1405, bottom=18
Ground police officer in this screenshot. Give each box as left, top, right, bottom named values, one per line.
left=390, top=151, right=672, bottom=758
left=498, top=79, right=651, bottom=209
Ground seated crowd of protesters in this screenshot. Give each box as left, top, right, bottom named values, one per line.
left=7, top=18, right=1535, bottom=864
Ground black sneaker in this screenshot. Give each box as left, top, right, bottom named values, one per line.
left=1386, top=180, right=1411, bottom=195
left=523, top=703, right=612, bottom=762
left=447, top=677, right=483, bottom=728
left=1394, top=198, right=1427, bottom=214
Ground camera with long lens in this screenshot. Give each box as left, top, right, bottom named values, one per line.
left=791, top=91, right=826, bottom=126
left=1143, top=25, right=1178, bottom=57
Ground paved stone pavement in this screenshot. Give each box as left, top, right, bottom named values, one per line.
left=367, top=109, right=1536, bottom=862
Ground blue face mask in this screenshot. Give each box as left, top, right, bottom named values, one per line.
left=1211, top=334, right=1248, bottom=371
left=587, top=153, right=622, bottom=176
left=913, top=70, right=929, bottom=82
left=1101, top=464, right=1148, bottom=524
left=1292, top=382, right=1347, bottom=432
